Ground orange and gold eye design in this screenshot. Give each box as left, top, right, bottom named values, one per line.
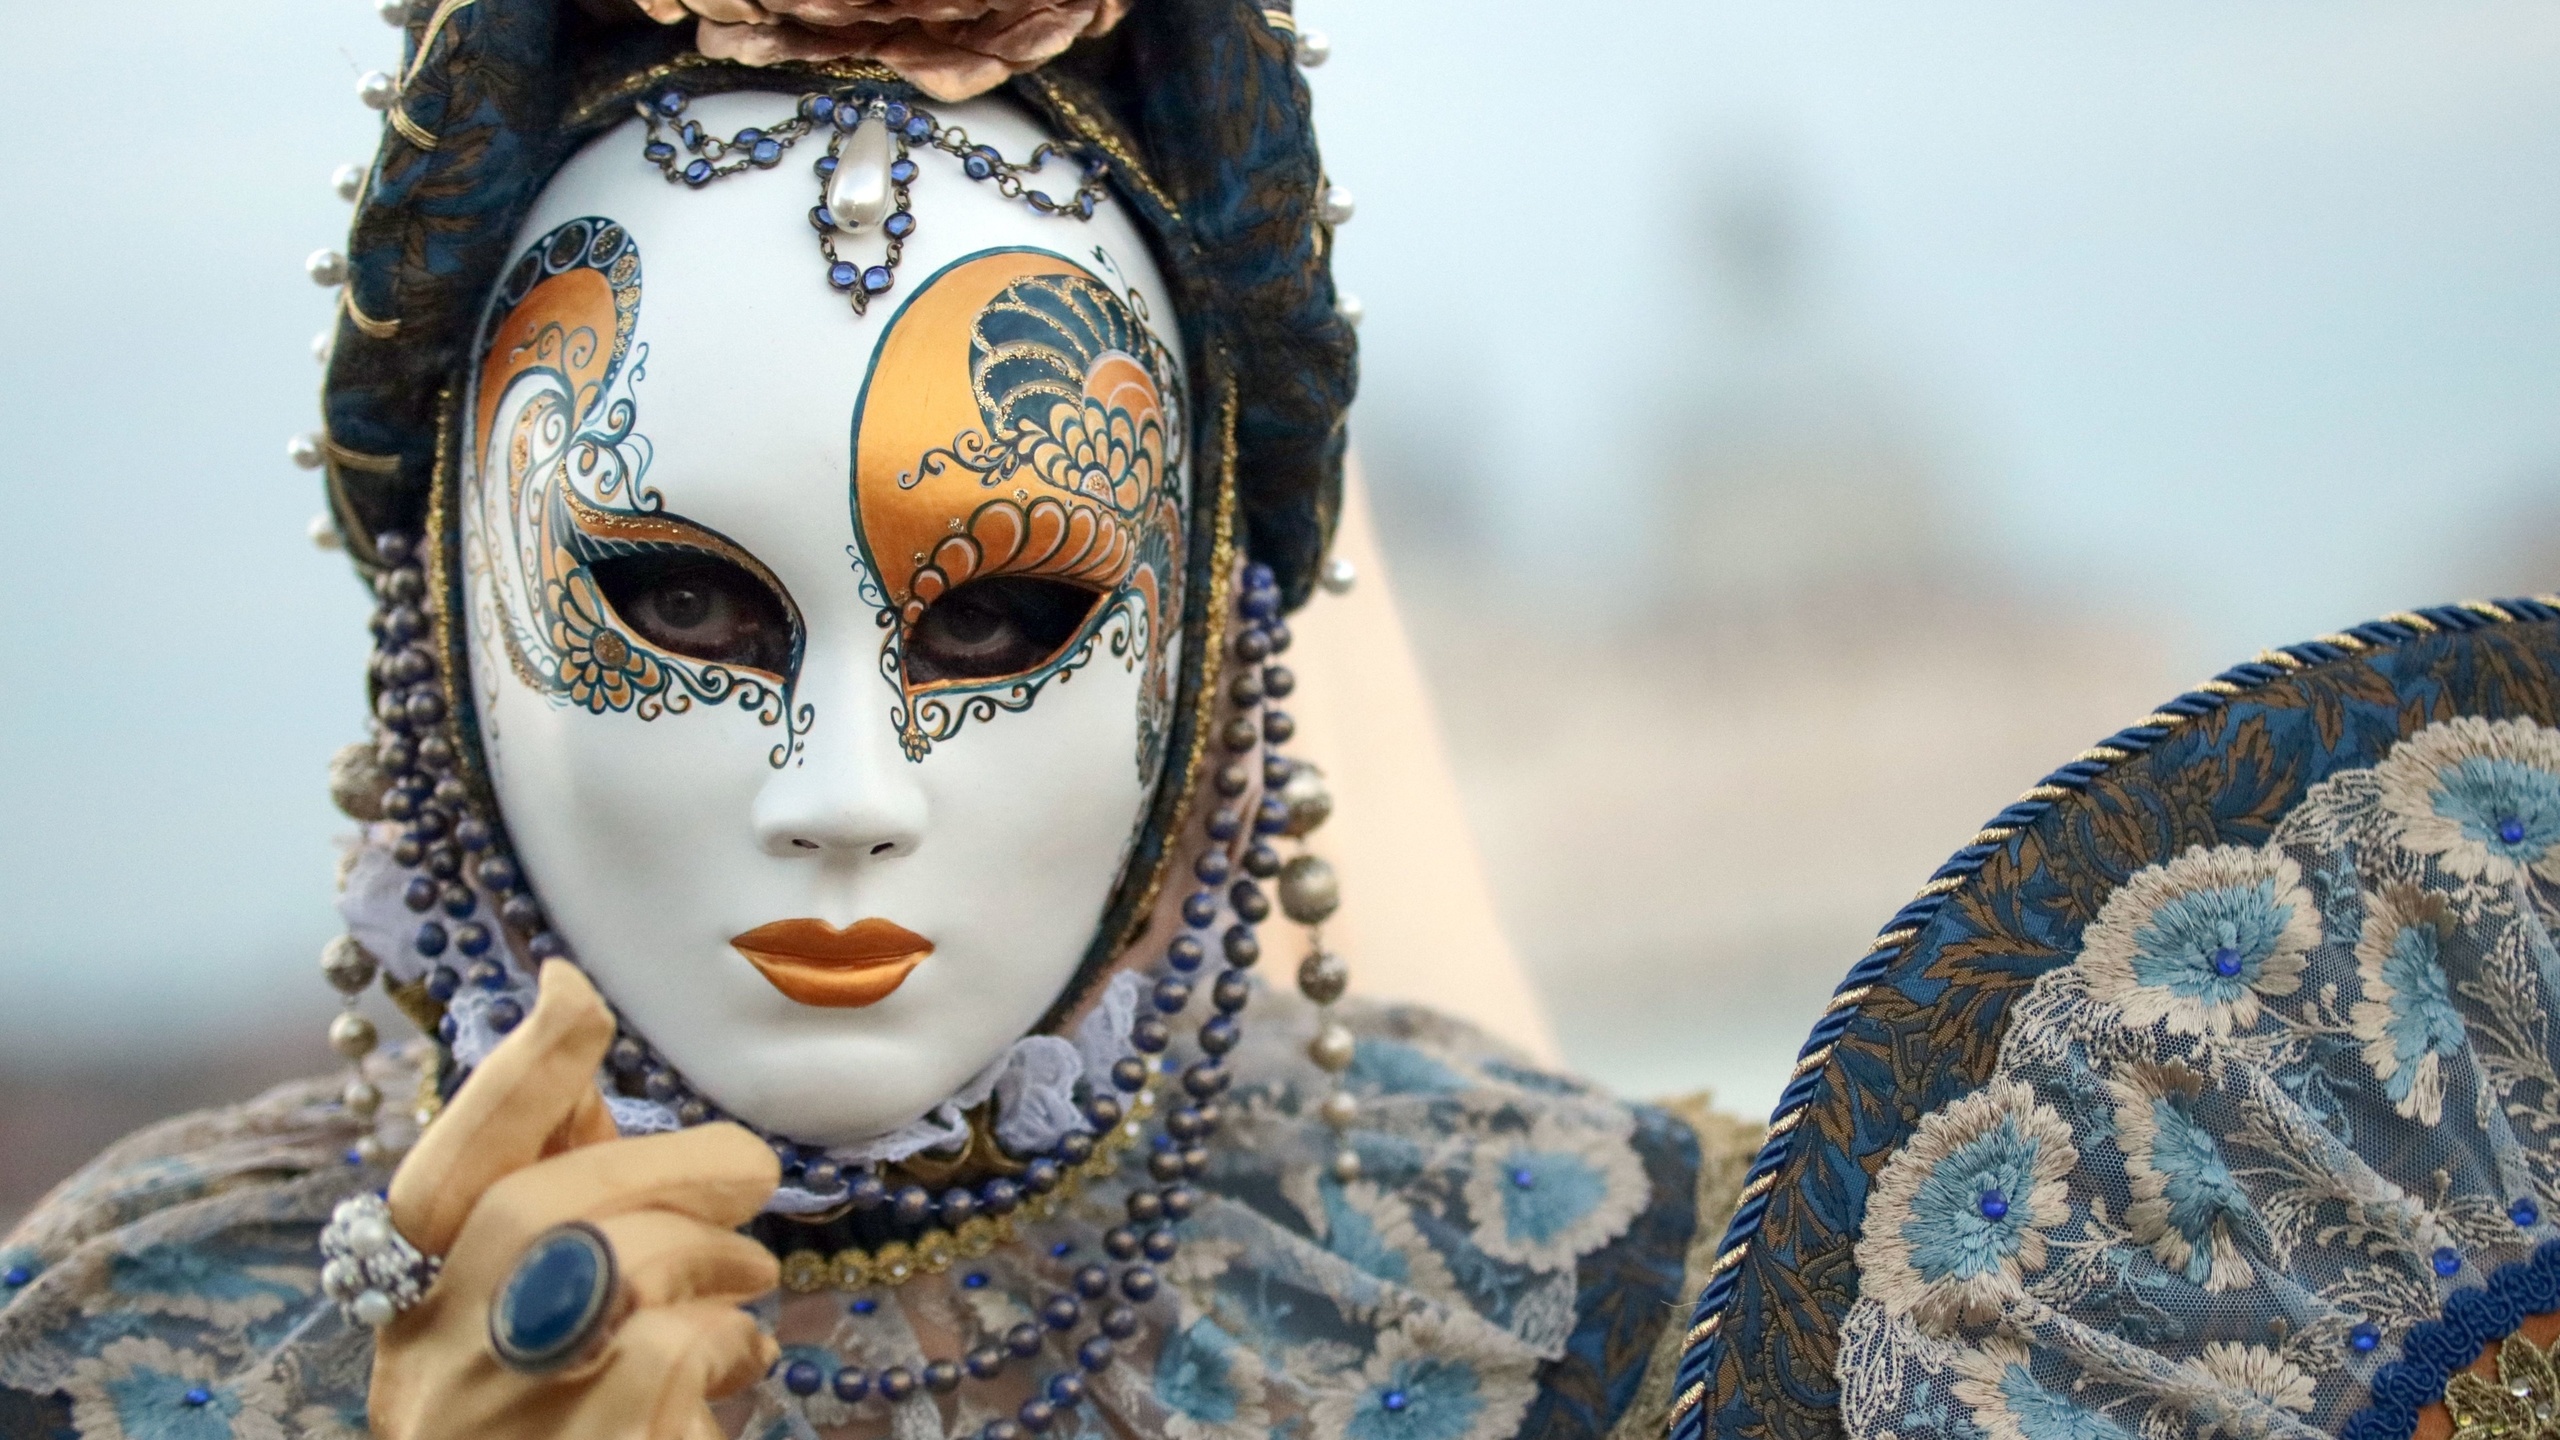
left=848, top=248, right=1186, bottom=770
left=464, top=217, right=810, bottom=767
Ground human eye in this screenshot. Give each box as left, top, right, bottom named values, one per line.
left=904, top=575, right=1102, bottom=685
left=590, top=552, right=796, bottom=675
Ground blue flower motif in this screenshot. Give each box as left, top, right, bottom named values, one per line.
left=1156, top=1317, right=1274, bottom=1438
left=2080, top=846, right=2318, bottom=1036
left=1460, top=1115, right=1645, bottom=1269
left=1320, top=1181, right=1456, bottom=1297
left=2111, top=1064, right=2256, bottom=1291
left=1954, top=1343, right=2140, bottom=1440
left=107, top=1243, right=309, bottom=1324
left=2352, top=884, right=2469, bottom=1124
left=2378, top=717, right=2560, bottom=885
left=1866, top=1081, right=2079, bottom=1329
left=1308, top=1317, right=1536, bottom=1440
left=63, top=1336, right=286, bottom=1440
left=1336, top=1352, right=1485, bottom=1440
left=1350, top=1039, right=1466, bottom=1097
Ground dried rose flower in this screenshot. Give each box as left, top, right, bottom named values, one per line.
left=632, top=0, right=1132, bottom=102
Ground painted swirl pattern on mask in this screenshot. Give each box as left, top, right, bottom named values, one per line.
left=849, top=246, right=1185, bottom=770
left=462, top=216, right=811, bottom=767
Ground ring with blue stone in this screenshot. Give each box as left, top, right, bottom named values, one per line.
left=488, top=1221, right=619, bottom=1373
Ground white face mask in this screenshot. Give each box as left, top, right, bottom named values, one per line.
left=459, top=91, right=1188, bottom=1146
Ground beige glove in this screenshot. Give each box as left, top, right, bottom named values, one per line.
left=369, top=961, right=782, bottom=1440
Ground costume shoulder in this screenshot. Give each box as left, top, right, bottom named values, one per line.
left=1666, top=598, right=2560, bottom=1440
left=0, top=1051, right=417, bottom=1438
left=1058, top=988, right=1760, bottom=1440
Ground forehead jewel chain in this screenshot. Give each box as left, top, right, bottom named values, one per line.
left=636, top=87, right=1111, bottom=316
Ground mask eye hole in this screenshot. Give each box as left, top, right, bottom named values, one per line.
left=905, top=575, right=1103, bottom=686
left=589, top=552, right=797, bottom=676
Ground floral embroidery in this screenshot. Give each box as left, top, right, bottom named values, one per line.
left=2191, top=1341, right=2316, bottom=1414
left=2377, top=716, right=2560, bottom=886
left=2108, top=1063, right=2256, bottom=1292
left=2078, top=845, right=2319, bottom=1037
left=1155, top=1318, right=1273, bottom=1440
left=1952, top=1341, right=2140, bottom=1440
left=61, top=1336, right=288, bottom=1440
left=1862, top=1080, right=2078, bottom=1330
left=2350, top=883, right=2469, bottom=1124
left=1321, top=1180, right=1458, bottom=1299
left=1306, top=1313, right=1537, bottom=1440
left=1459, top=1112, right=1648, bottom=1271
left=1838, top=718, right=2560, bottom=1440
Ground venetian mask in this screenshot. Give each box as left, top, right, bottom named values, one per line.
left=458, top=91, right=1188, bottom=1147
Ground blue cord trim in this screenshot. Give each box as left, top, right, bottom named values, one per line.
left=1667, top=597, right=2560, bottom=1440
left=2338, top=1239, right=2560, bottom=1440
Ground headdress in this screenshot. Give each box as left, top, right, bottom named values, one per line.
left=297, top=0, right=1372, bottom=1374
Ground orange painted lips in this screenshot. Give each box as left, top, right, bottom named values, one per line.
left=730, top=918, right=932, bottom=1008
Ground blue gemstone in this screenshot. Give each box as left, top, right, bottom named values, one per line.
left=804, top=95, right=835, bottom=122
left=751, top=138, right=783, bottom=168
left=2517, top=1197, right=2543, bottom=1227
left=783, top=1360, right=822, bottom=1396
left=344, top=1148, right=364, bottom=1166
left=1052, top=1241, right=1075, bottom=1257
left=1978, top=1189, right=2010, bottom=1221
left=683, top=158, right=712, bottom=186
left=644, top=141, right=675, bottom=163
left=2351, top=1321, right=2381, bottom=1352
left=2434, top=1246, right=2463, bottom=1277
left=964, top=154, right=993, bottom=180
left=2501, top=816, right=2529, bottom=845
left=831, top=1367, right=870, bottom=1402
left=455, top=923, right=492, bottom=957
left=835, top=104, right=862, bottom=131
left=884, top=210, right=915, bottom=239
left=1511, top=1167, right=1536, bottom=1189
left=1382, top=1389, right=1409, bottom=1412
left=1076, top=193, right=1097, bottom=218
left=829, top=262, right=859, bottom=290
left=862, top=266, right=893, bottom=294
left=2211, top=945, right=2243, bottom=978
left=489, top=997, right=524, bottom=1033
left=3, top=1267, right=29, bottom=1286
left=183, top=1388, right=211, bottom=1407
left=889, top=158, right=918, bottom=185
left=1245, top=562, right=1276, bottom=588
left=679, top=121, right=702, bottom=146
left=1182, top=891, right=1219, bottom=927
left=809, top=206, right=836, bottom=233
left=903, top=115, right=931, bottom=142
left=426, top=965, right=459, bottom=1002
left=655, top=90, right=686, bottom=116
left=735, top=127, right=764, bottom=146
left=414, top=921, right=448, bottom=957
left=883, top=101, right=910, bottom=127
left=496, top=1228, right=609, bottom=1366
left=963, top=1271, right=989, bottom=1289
left=437, top=1014, right=457, bottom=1044
left=852, top=1297, right=877, bottom=1314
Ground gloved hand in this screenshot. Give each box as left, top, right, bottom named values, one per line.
left=368, top=961, right=782, bottom=1440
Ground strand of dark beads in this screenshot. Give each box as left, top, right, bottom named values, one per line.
left=781, top=575, right=1286, bottom=1438
left=363, top=531, right=568, bottom=1058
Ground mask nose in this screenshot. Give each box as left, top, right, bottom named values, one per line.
left=751, top=650, right=927, bottom=860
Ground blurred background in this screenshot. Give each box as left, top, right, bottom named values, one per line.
left=4, top=1, right=2559, bottom=1225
